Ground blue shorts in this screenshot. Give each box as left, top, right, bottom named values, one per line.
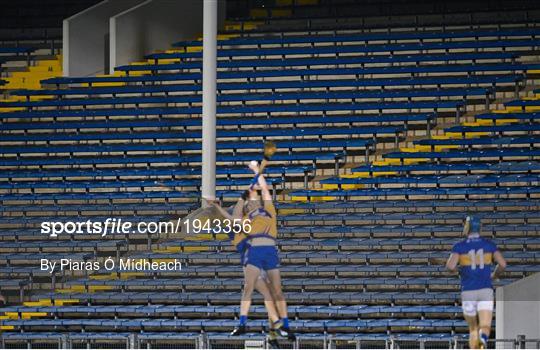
left=244, top=246, right=280, bottom=271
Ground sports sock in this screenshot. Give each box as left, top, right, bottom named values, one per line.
left=239, top=315, right=248, bottom=326
left=281, top=317, right=289, bottom=328
left=479, top=330, right=488, bottom=341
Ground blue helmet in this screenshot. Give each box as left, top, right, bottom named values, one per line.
left=468, top=215, right=481, bottom=234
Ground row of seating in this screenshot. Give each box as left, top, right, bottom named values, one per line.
left=43, top=62, right=539, bottom=86
left=0, top=87, right=493, bottom=108
left=170, top=28, right=540, bottom=48
left=12, top=74, right=523, bottom=98
left=136, top=38, right=540, bottom=62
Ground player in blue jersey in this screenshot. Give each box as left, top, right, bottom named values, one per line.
left=446, top=216, right=507, bottom=349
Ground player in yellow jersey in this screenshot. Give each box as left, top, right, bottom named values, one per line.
left=214, top=162, right=293, bottom=340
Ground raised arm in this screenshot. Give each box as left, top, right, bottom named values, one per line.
left=446, top=253, right=459, bottom=272
left=232, top=196, right=246, bottom=220
left=210, top=201, right=234, bottom=221
left=248, top=161, right=272, bottom=201
left=257, top=173, right=272, bottom=201
left=491, top=250, right=507, bottom=279
left=462, top=216, right=471, bottom=236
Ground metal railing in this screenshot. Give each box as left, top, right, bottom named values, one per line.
left=1, top=333, right=539, bottom=349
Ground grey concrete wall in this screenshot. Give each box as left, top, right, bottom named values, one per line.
left=496, top=273, right=540, bottom=343
left=63, top=0, right=145, bottom=77
left=110, top=0, right=226, bottom=74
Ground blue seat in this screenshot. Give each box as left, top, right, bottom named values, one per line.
left=505, top=99, right=540, bottom=108
left=0, top=266, right=59, bottom=277
left=0, top=191, right=199, bottom=202
left=0, top=47, right=35, bottom=54
left=475, top=112, right=540, bottom=121
left=0, top=279, right=29, bottom=288
left=0, top=253, right=93, bottom=263
left=0, top=240, right=126, bottom=249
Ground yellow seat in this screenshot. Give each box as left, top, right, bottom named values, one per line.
left=21, top=312, right=48, bottom=319
left=89, top=273, right=116, bottom=280
left=250, top=8, right=267, bottom=18
left=54, top=299, right=79, bottom=306
left=271, top=8, right=292, bottom=17
left=82, top=71, right=126, bottom=87
left=120, top=272, right=145, bottom=279
left=290, top=195, right=337, bottom=202
left=351, top=171, right=398, bottom=177
left=321, top=183, right=364, bottom=190
left=23, top=299, right=52, bottom=307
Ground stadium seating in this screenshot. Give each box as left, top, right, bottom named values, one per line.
left=0, top=0, right=539, bottom=348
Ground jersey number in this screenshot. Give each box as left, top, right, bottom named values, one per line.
left=467, top=249, right=485, bottom=270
